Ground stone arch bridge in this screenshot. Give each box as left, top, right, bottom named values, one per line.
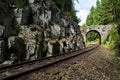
left=82, top=25, right=112, bottom=44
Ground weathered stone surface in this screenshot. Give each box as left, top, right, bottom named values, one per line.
left=0, top=1, right=15, bottom=27
left=0, top=0, right=85, bottom=64
left=0, top=1, right=18, bottom=38
left=8, top=36, right=26, bottom=63
left=14, top=7, right=32, bottom=25
left=82, top=25, right=112, bottom=44
left=0, top=40, right=5, bottom=63
left=52, top=41, right=60, bottom=55
left=4, top=27, right=18, bottom=38
left=0, top=25, right=5, bottom=37
left=19, top=25, right=43, bottom=60
left=47, top=42, right=53, bottom=57
left=29, top=0, right=35, bottom=3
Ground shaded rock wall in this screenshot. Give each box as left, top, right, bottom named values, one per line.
left=0, top=0, right=85, bottom=64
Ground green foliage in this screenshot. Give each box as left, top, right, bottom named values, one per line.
left=53, top=0, right=78, bottom=22
left=112, top=55, right=120, bottom=79
left=81, top=24, right=88, bottom=31
left=102, top=35, right=109, bottom=44
left=86, top=6, right=98, bottom=26
left=0, top=18, right=8, bottom=26
left=86, top=31, right=100, bottom=44
left=86, top=0, right=120, bottom=26
left=102, top=24, right=119, bottom=49
left=0, top=3, right=9, bottom=26
left=11, top=0, right=23, bottom=8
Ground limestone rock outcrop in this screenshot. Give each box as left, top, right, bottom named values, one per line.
left=0, top=0, right=85, bottom=64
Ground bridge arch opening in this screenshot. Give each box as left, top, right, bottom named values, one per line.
left=86, top=30, right=101, bottom=45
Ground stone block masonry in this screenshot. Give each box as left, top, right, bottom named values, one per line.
left=82, top=25, right=112, bottom=44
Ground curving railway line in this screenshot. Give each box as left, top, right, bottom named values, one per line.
left=0, top=44, right=99, bottom=80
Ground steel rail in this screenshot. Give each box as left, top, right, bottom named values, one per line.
left=0, top=44, right=99, bottom=80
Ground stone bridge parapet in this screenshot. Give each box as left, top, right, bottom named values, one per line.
left=82, top=25, right=112, bottom=44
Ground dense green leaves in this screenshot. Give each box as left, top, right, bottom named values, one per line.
left=103, top=24, right=119, bottom=49
left=86, top=31, right=100, bottom=42
left=86, top=31, right=101, bottom=46
left=53, top=0, right=78, bottom=22
left=86, top=0, right=120, bottom=26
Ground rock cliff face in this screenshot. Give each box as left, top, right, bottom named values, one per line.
left=0, top=0, right=85, bottom=64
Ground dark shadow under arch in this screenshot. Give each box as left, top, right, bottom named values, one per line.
left=86, top=30, right=101, bottom=45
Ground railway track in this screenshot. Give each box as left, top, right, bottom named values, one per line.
left=0, top=44, right=99, bottom=80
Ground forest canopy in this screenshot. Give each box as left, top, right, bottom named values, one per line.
left=86, top=0, right=120, bottom=26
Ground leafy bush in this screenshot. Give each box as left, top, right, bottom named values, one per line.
left=53, top=0, right=78, bottom=22
left=11, top=0, right=23, bottom=8
left=102, top=24, right=119, bottom=49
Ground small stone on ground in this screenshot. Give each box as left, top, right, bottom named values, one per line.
left=18, top=46, right=120, bottom=80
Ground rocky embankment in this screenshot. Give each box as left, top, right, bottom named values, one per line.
left=0, top=0, right=85, bottom=64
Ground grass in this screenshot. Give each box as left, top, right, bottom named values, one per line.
left=112, top=53, right=120, bottom=80
left=86, top=40, right=99, bottom=47
left=102, top=24, right=119, bottom=50
left=102, top=24, right=120, bottom=78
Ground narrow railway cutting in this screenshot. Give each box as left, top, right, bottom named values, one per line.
left=0, top=44, right=99, bottom=80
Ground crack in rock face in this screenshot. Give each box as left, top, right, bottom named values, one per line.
left=0, top=0, right=85, bottom=64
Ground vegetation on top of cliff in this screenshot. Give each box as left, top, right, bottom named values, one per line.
left=0, top=0, right=24, bottom=26
left=12, top=0, right=23, bottom=8
left=0, top=1, right=11, bottom=26
left=11, top=0, right=29, bottom=8
left=53, top=0, right=79, bottom=23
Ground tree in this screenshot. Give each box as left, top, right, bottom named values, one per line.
left=53, top=0, right=78, bottom=22
left=86, top=6, right=97, bottom=26
left=86, top=0, right=120, bottom=25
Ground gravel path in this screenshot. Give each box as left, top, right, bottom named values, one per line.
left=18, top=46, right=120, bottom=80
